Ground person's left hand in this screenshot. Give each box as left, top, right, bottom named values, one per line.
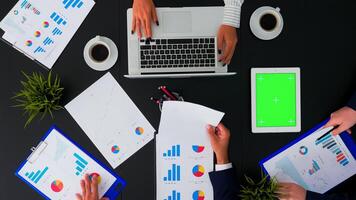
left=76, top=174, right=109, bottom=200
left=277, top=183, right=306, bottom=200
left=217, top=25, right=238, bottom=66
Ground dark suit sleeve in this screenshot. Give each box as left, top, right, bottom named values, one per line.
left=347, top=92, right=356, bottom=111
left=306, top=191, right=356, bottom=200
left=209, top=168, right=239, bottom=200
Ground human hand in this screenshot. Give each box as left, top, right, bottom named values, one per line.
left=217, top=25, right=238, bottom=66
left=324, top=106, right=356, bottom=135
left=277, top=183, right=306, bottom=200
left=207, top=123, right=230, bottom=164
left=76, top=174, right=109, bottom=200
left=132, top=0, right=158, bottom=39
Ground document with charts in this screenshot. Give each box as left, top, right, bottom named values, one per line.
left=16, top=126, right=125, bottom=200
left=156, top=101, right=225, bottom=200
left=65, top=72, right=155, bottom=168
left=0, top=0, right=95, bottom=68
left=260, top=121, right=356, bottom=194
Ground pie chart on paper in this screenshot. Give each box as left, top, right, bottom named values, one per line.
left=192, top=145, right=205, bottom=153
left=192, top=165, right=205, bottom=177
left=51, top=180, right=64, bottom=193
left=192, top=190, right=205, bottom=200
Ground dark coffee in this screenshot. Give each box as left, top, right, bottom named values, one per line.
left=260, top=13, right=277, bottom=31
left=91, top=44, right=109, bottom=62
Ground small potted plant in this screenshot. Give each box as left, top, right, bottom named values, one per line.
left=240, top=171, right=278, bottom=200
left=13, top=71, right=64, bottom=127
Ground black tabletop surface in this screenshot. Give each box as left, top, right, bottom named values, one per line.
left=0, top=0, right=355, bottom=199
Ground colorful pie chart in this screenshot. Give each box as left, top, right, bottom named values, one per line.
left=89, top=173, right=102, bottom=184
left=25, top=40, right=32, bottom=47
left=43, top=21, right=49, bottom=28
left=135, top=127, right=144, bottom=135
left=192, top=165, right=205, bottom=177
left=299, top=146, right=308, bottom=155
left=51, top=180, right=64, bottom=193
left=192, top=145, right=205, bottom=153
left=192, top=190, right=205, bottom=200
left=34, top=31, right=41, bottom=37
left=111, top=145, right=120, bottom=154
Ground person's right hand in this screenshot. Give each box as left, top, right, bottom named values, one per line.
left=324, top=106, right=356, bottom=135
left=132, top=0, right=158, bottom=39
left=207, top=123, right=231, bottom=164
left=76, top=174, right=109, bottom=200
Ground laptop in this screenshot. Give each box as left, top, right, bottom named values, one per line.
left=126, top=7, right=237, bottom=78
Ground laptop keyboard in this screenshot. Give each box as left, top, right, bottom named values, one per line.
left=139, top=38, right=216, bottom=69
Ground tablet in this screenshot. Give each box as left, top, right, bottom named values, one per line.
left=251, top=68, right=301, bottom=133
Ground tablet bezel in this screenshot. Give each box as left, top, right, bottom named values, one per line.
left=251, top=67, right=301, bottom=133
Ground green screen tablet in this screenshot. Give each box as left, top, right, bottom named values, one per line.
left=251, top=68, right=301, bottom=133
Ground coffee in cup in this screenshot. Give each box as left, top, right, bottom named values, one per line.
left=259, top=13, right=277, bottom=31
left=90, top=43, right=110, bottom=63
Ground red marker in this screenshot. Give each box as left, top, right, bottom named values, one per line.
left=159, top=86, right=177, bottom=100
left=150, top=97, right=161, bottom=105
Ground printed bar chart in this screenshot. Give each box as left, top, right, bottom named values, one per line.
left=50, top=12, right=67, bottom=26
left=43, top=37, right=54, bottom=45
left=163, top=164, right=181, bottom=181
left=63, top=0, right=84, bottom=9
left=34, top=46, right=45, bottom=53
left=21, top=0, right=31, bottom=9
left=308, top=160, right=320, bottom=175
left=164, top=190, right=181, bottom=200
left=25, top=166, right=48, bottom=184
left=74, top=153, right=88, bottom=176
left=52, top=27, right=63, bottom=36
left=163, top=145, right=181, bottom=157
left=315, top=133, right=349, bottom=166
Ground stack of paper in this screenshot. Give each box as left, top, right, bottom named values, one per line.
left=0, top=0, right=95, bottom=68
left=156, top=101, right=224, bottom=200
left=65, top=73, right=155, bottom=168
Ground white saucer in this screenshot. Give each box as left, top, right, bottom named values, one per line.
left=83, top=36, right=118, bottom=71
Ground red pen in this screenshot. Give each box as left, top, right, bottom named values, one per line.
left=150, top=97, right=161, bottom=105
left=159, top=86, right=177, bottom=100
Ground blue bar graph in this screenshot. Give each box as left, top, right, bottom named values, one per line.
left=34, top=46, right=45, bottom=53
left=163, top=145, right=181, bottom=157
left=52, top=27, right=63, bottom=36
left=63, top=0, right=84, bottom=9
left=25, top=166, right=48, bottom=184
left=315, top=132, right=350, bottom=167
left=50, top=12, right=67, bottom=26
left=43, top=37, right=54, bottom=45
left=20, top=0, right=31, bottom=9
left=164, top=190, right=181, bottom=200
left=163, top=164, right=181, bottom=182
left=74, top=153, right=88, bottom=176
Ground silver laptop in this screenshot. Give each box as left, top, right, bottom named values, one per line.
left=126, top=7, right=237, bottom=78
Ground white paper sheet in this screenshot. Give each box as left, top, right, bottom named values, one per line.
left=18, top=128, right=117, bottom=199
left=156, top=101, right=224, bottom=200
left=262, top=127, right=356, bottom=194
left=0, top=0, right=94, bottom=68
left=65, top=72, right=155, bottom=168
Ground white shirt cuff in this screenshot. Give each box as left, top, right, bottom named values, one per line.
left=223, top=0, right=244, bottom=28
left=215, top=163, right=233, bottom=171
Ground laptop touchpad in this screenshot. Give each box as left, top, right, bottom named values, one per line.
left=162, top=11, right=192, bottom=33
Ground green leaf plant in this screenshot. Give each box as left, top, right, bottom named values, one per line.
left=13, top=71, right=64, bottom=128
left=240, top=170, right=279, bottom=200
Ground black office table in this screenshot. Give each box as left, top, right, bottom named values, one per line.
left=0, top=0, right=355, bottom=199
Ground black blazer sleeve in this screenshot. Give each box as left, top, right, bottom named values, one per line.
left=209, top=168, right=239, bottom=200
left=347, top=92, right=356, bottom=111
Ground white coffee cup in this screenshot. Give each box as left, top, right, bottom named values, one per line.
left=84, top=36, right=118, bottom=71
left=250, top=6, right=284, bottom=40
